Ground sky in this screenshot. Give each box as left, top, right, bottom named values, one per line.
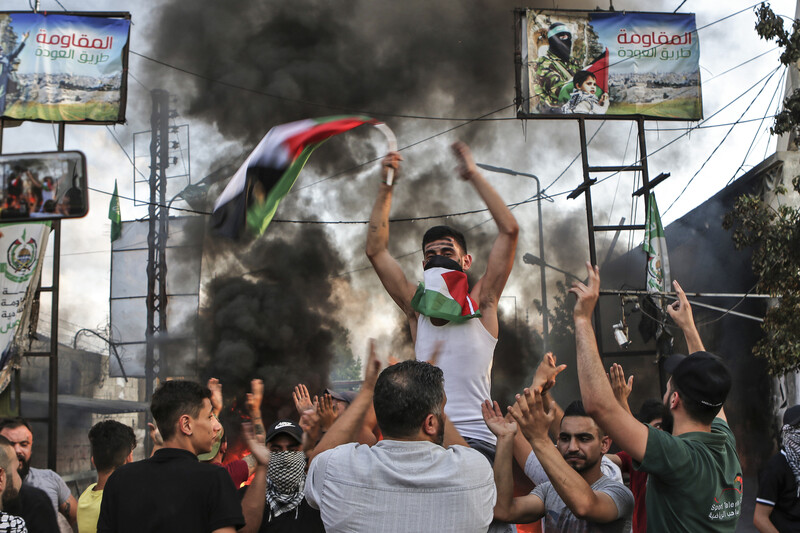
left=0, top=0, right=795, bottom=367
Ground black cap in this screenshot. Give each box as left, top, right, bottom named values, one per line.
left=265, top=419, right=303, bottom=444
left=784, top=406, right=800, bottom=426
left=664, top=351, right=731, bottom=408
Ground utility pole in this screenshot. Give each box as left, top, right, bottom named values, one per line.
left=145, top=89, right=170, bottom=451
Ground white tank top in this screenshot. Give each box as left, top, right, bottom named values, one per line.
left=415, top=315, right=498, bottom=445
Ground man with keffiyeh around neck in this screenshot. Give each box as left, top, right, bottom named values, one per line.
left=366, top=141, right=518, bottom=461
left=754, top=405, right=800, bottom=532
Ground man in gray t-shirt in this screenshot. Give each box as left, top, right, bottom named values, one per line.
left=485, top=394, right=633, bottom=531
left=533, top=476, right=633, bottom=533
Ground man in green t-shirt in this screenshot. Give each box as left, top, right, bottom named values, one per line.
left=569, top=263, right=743, bottom=532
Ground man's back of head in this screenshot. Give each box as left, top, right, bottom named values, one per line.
left=664, top=351, right=731, bottom=426
left=373, top=360, right=444, bottom=440
left=88, top=420, right=136, bottom=474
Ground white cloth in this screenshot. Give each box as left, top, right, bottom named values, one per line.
left=306, top=440, right=496, bottom=533
left=415, top=314, right=498, bottom=444
left=524, top=451, right=623, bottom=485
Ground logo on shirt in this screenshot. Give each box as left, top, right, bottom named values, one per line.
left=708, top=475, right=743, bottom=521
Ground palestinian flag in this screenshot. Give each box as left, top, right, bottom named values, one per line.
left=410, top=267, right=481, bottom=323
left=211, top=115, right=380, bottom=239
left=586, top=48, right=609, bottom=94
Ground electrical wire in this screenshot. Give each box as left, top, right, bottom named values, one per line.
left=130, top=50, right=515, bottom=123
left=663, top=65, right=782, bottom=215
left=727, top=67, right=786, bottom=186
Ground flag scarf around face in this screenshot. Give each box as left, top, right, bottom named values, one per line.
left=108, top=180, right=121, bottom=242
left=411, top=267, right=481, bottom=323
left=211, top=115, right=382, bottom=239
left=643, top=192, right=671, bottom=298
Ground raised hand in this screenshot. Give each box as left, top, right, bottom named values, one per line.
left=481, top=400, right=517, bottom=439
left=363, top=339, right=382, bottom=389
left=293, top=384, right=314, bottom=414
left=241, top=422, right=270, bottom=466
left=451, top=141, right=479, bottom=181
left=317, top=394, right=337, bottom=431
left=207, top=378, right=223, bottom=416
left=666, top=280, right=694, bottom=329
left=608, top=363, right=633, bottom=413
left=508, top=388, right=554, bottom=444
left=381, top=151, right=402, bottom=183
left=532, top=352, right=567, bottom=393
left=246, top=379, right=263, bottom=415
left=568, top=262, right=600, bottom=321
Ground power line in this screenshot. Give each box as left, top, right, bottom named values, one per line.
left=128, top=5, right=767, bottom=125
left=663, top=65, right=782, bottom=215
left=130, top=50, right=515, bottom=123
left=727, top=67, right=786, bottom=186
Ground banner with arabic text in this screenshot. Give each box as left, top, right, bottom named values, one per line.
left=0, top=222, right=50, bottom=394
left=516, top=10, right=701, bottom=120
left=0, top=12, right=130, bottom=123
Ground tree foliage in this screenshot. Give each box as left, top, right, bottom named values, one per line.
left=723, top=174, right=800, bottom=374
left=719, top=4, right=800, bottom=374
left=756, top=3, right=800, bottom=140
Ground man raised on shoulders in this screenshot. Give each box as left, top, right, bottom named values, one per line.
left=366, top=142, right=518, bottom=457
left=570, top=266, right=743, bottom=532
left=305, top=343, right=496, bottom=532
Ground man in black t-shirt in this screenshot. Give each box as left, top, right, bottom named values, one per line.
left=97, top=380, right=269, bottom=533
left=755, top=405, right=800, bottom=532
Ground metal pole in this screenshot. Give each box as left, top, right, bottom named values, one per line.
left=535, top=178, right=548, bottom=352
left=475, top=163, right=549, bottom=351
left=47, top=123, right=65, bottom=470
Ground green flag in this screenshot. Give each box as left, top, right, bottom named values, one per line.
left=109, top=180, right=121, bottom=242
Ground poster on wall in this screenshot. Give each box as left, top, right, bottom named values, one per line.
left=516, top=9, right=702, bottom=120
left=0, top=222, right=49, bottom=394
left=0, top=11, right=130, bottom=124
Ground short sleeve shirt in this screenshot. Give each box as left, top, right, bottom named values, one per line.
left=756, top=451, right=800, bottom=532
left=306, top=440, right=495, bottom=533
left=77, top=483, right=102, bottom=533
left=531, top=475, right=633, bottom=533
left=97, top=448, right=244, bottom=533
left=638, top=418, right=743, bottom=532
left=23, top=468, right=70, bottom=513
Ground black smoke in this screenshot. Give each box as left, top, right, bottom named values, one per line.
left=199, top=224, right=348, bottom=422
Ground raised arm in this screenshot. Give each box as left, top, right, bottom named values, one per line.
left=365, top=152, right=417, bottom=317
left=666, top=280, right=726, bottom=422
left=608, top=363, right=633, bottom=416
left=482, top=400, right=544, bottom=523
left=570, top=263, right=649, bottom=462
left=531, top=352, right=567, bottom=439
left=667, top=280, right=705, bottom=353
left=238, top=423, right=270, bottom=533
left=509, top=388, right=621, bottom=523
left=452, top=142, right=519, bottom=328
left=307, top=341, right=381, bottom=461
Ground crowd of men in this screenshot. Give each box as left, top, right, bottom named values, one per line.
left=0, top=143, right=792, bottom=532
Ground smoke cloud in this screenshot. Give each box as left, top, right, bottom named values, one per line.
left=142, top=0, right=665, bottom=417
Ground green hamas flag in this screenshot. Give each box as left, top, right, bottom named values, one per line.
left=109, top=180, right=121, bottom=242
left=643, top=192, right=670, bottom=296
